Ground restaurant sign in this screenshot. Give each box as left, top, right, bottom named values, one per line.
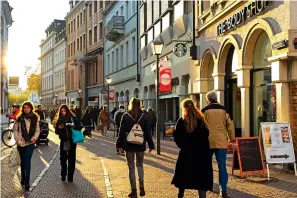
left=217, top=0, right=271, bottom=36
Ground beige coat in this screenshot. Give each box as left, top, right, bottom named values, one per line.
left=202, top=103, right=235, bottom=149
left=13, top=118, right=40, bottom=147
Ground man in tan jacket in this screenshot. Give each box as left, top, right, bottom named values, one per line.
left=202, top=91, right=235, bottom=198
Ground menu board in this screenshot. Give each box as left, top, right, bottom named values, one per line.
left=237, top=138, right=264, bottom=172
left=261, top=122, right=295, bottom=164
left=232, top=137, right=266, bottom=178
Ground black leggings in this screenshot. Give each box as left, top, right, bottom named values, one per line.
left=178, top=188, right=206, bottom=198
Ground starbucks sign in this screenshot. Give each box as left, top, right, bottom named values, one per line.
left=217, top=0, right=271, bottom=36
left=173, top=43, right=187, bottom=57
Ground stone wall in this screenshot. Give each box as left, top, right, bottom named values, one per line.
left=289, top=81, right=297, bottom=150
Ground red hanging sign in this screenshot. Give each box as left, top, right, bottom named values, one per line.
left=159, top=60, right=172, bottom=92
left=109, top=87, right=115, bottom=101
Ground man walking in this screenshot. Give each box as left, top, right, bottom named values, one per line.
left=91, top=106, right=99, bottom=131
left=147, top=107, right=156, bottom=136
left=114, top=104, right=125, bottom=154
left=35, top=104, right=46, bottom=120
left=201, top=91, right=235, bottom=198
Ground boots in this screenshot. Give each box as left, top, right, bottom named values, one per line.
left=25, top=183, right=30, bottom=191
left=139, top=187, right=145, bottom=197
left=128, top=189, right=137, bottom=198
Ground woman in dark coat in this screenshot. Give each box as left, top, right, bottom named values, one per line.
left=54, top=104, right=80, bottom=182
left=82, top=108, right=93, bottom=137
left=172, top=98, right=213, bottom=198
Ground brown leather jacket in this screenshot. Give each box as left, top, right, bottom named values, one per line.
left=99, top=110, right=109, bottom=126
left=202, top=103, right=235, bottom=149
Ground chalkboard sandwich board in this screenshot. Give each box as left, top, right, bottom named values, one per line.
left=232, top=137, right=266, bottom=178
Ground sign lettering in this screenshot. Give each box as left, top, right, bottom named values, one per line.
left=217, top=0, right=271, bottom=36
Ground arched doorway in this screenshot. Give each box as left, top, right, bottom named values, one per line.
left=249, top=31, right=275, bottom=136
left=201, top=51, right=215, bottom=91
left=133, top=88, right=139, bottom=98
left=221, top=43, right=242, bottom=136
left=115, top=92, right=119, bottom=108
left=143, top=86, right=148, bottom=108
left=124, top=90, right=130, bottom=107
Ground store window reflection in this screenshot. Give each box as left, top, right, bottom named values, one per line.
left=252, top=31, right=276, bottom=137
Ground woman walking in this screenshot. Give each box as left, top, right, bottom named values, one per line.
left=82, top=108, right=93, bottom=137
left=13, top=101, right=40, bottom=191
left=172, top=98, right=213, bottom=198
left=54, top=104, right=79, bottom=182
left=99, top=105, right=109, bottom=136
left=116, top=98, right=155, bottom=198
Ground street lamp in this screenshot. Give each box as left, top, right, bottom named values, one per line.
left=151, top=37, right=164, bottom=155
left=78, top=89, right=82, bottom=107
left=54, top=93, right=58, bottom=108
left=105, top=77, right=112, bottom=112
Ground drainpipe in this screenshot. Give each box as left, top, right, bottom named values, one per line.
left=84, top=1, right=88, bottom=109
left=190, top=0, right=197, bottom=60
left=136, top=0, right=140, bottom=82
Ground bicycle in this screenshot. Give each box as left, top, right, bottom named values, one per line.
left=2, top=119, right=16, bottom=147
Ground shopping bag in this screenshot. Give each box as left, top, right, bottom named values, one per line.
left=71, top=128, right=85, bottom=143
left=9, top=147, right=20, bottom=167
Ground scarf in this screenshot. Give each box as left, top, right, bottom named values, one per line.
left=19, top=113, right=37, bottom=142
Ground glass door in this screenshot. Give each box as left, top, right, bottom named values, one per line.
left=225, top=79, right=242, bottom=137
left=251, top=69, right=276, bottom=137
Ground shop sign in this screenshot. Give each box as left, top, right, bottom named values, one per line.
left=159, top=60, right=172, bottom=92
left=173, top=43, right=187, bottom=57
left=272, top=40, right=287, bottom=50
left=217, top=0, right=271, bottom=36
left=260, top=122, right=296, bottom=164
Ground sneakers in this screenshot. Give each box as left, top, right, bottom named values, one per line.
left=220, top=192, right=228, bottom=198
left=139, top=187, right=145, bottom=197
left=128, top=189, right=137, bottom=198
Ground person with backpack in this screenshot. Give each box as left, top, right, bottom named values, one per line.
left=114, top=104, right=126, bottom=154
left=116, top=98, right=155, bottom=198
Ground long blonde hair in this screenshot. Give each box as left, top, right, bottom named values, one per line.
left=181, top=98, right=207, bottom=132
left=128, top=97, right=141, bottom=120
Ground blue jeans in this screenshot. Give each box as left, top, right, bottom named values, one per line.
left=211, top=149, right=228, bottom=192
left=18, top=144, right=35, bottom=183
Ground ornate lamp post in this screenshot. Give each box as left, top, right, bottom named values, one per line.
left=105, top=77, right=112, bottom=112
left=150, top=38, right=164, bottom=155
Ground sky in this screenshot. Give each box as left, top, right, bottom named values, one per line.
left=6, top=0, right=69, bottom=89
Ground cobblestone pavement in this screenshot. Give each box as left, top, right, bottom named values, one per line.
left=1, top=124, right=60, bottom=198
left=3, top=128, right=297, bottom=198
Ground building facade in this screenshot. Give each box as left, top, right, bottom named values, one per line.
left=53, top=27, right=67, bottom=107
left=0, top=0, right=13, bottom=114
left=65, top=0, right=105, bottom=109
left=194, top=0, right=297, bottom=142
left=39, top=19, right=66, bottom=109
left=139, top=0, right=195, bottom=129
left=104, top=0, right=139, bottom=109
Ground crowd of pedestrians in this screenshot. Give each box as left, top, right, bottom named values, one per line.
left=10, top=90, right=235, bottom=197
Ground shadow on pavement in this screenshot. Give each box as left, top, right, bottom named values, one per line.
left=1, top=131, right=59, bottom=198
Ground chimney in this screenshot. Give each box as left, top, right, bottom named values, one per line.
left=69, top=0, right=74, bottom=9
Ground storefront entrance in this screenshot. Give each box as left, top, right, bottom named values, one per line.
left=224, top=45, right=242, bottom=137
left=250, top=31, right=276, bottom=137
left=225, top=79, right=242, bottom=137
